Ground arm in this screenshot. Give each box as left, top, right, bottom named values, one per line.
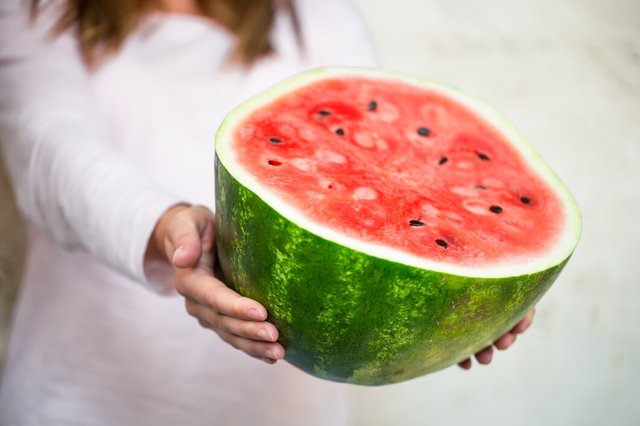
left=0, top=1, right=183, bottom=292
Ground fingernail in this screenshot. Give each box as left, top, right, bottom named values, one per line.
left=266, top=350, right=279, bottom=360
left=248, top=308, right=263, bottom=320
left=257, top=328, right=270, bottom=341
left=173, top=247, right=184, bottom=262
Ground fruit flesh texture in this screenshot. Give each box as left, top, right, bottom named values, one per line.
left=232, top=76, right=565, bottom=268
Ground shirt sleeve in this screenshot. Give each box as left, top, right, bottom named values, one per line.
left=0, top=1, right=184, bottom=293
left=296, top=0, right=380, bottom=68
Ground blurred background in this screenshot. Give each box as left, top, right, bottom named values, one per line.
left=1, top=0, right=638, bottom=424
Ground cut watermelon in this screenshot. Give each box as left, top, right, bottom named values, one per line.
left=215, top=67, right=581, bottom=385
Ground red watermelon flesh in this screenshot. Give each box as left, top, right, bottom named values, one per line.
left=232, top=77, right=564, bottom=269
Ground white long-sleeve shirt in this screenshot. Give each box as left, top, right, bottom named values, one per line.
left=0, top=1, right=377, bottom=424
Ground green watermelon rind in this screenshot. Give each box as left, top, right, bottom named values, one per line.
left=214, top=67, right=581, bottom=385
left=216, top=67, right=582, bottom=279
left=216, top=160, right=567, bottom=385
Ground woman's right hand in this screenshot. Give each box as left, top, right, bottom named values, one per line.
left=147, top=204, right=285, bottom=364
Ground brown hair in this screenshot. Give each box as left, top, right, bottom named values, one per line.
left=31, top=0, right=301, bottom=66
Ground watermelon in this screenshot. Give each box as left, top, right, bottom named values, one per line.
left=214, top=67, right=581, bottom=385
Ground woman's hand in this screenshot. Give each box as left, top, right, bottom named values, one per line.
left=458, top=309, right=536, bottom=369
left=147, top=204, right=535, bottom=367
left=147, top=204, right=285, bottom=364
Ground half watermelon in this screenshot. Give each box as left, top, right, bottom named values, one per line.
left=215, top=67, right=581, bottom=385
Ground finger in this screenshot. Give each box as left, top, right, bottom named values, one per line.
left=216, top=314, right=279, bottom=342
left=185, top=300, right=278, bottom=342
left=511, top=309, right=535, bottom=334
left=216, top=329, right=285, bottom=361
left=474, top=346, right=494, bottom=365
left=190, top=205, right=216, bottom=256
left=167, top=218, right=203, bottom=269
left=208, top=282, right=268, bottom=320
left=494, top=332, right=517, bottom=350
left=458, top=358, right=472, bottom=370
left=167, top=206, right=215, bottom=269
left=178, top=274, right=267, bottom=321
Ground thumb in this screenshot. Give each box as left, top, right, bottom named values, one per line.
left=166, top=206, right=215, bottom=269
left=171, top=232, right=202, bottom=269
left=167, top=214, right=203, bottom=269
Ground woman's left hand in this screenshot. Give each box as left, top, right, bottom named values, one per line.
left=457, top=309, right=536, bottom=369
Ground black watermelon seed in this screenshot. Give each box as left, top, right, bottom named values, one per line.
left=475, top=185, right=487, bottom=190
left=417, top=127, right=431, bottom=137
left=409, top=219, right=425, bottom=227
left=520, top=196, right=531, bottom=204
left=269, top=137, right=283, bottom=144
left=435, top=239, right=448, bottom=248
left=318, top=110, right=331, bottom=117
left=489, top=205, right=503, bottom=214
left=439, top=156, right=448, bottom=165
left=477, top=152, right=491, bottom=161
left=335, top=128, right=345, bottom=136
left=368, top=100, right=378, bottom=111
left=268, top=160, right=282, bottom=166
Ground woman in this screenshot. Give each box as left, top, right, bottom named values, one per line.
left=0, top=0, right=533, bottom=424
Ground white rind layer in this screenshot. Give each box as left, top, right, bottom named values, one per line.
left=216, top=67, right=582, bottom=278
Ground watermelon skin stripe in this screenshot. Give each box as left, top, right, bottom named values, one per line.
left=216, top=159, right=567, bottom=385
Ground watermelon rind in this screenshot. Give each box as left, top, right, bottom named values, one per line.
left=214, top=67, right=581, bottom=385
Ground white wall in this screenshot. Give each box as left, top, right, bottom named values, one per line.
left=349, top=0, right=640, bottom=425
